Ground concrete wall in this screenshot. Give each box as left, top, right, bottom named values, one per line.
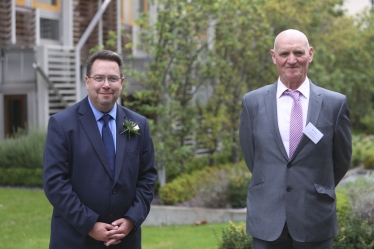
left=143, top=205, right=246, bottom=226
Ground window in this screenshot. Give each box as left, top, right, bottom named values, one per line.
left=4, top=95, right=27, bottom=137
left=40, top=18, right=59, bottom=40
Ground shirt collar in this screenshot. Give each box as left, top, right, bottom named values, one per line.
left=276, top=77, right=310, bottom=99
left=87, top=97, right=117, bottom=121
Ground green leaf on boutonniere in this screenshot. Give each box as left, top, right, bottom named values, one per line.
left=120, top=119, right=140, bottom=138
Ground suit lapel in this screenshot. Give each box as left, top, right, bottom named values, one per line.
left=78, top=97, right=114, bottom=178
left=265, top=83, right=289, bottom=161
left=291, top=81, right=322, bottom=159
left=114, top=106, right=127, bottom=182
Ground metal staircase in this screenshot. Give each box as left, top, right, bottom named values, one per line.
left=35, top=45, right=78, bottom=116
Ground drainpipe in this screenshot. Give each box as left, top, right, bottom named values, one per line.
left=75, top=0, right=112, bottom=102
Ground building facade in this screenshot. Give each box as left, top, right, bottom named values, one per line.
left=0, top=0, right=149, bottom=138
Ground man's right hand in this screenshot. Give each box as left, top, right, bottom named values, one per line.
left=88, top=222, right=121, bottom=246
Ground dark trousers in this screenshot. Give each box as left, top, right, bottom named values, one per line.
left=252, top=223, right=333, bottom=249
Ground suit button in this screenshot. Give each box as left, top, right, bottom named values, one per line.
left=109, top=214, right=114, bottom=218
left=287, top=163, right=292, bottom=168
left=112, top=189, right=116, bottom=194
left=286, top=187, right=292, bottom=192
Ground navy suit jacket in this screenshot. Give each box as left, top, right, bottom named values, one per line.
left=239, top=81, right=352, bottom=242
left=43, top=96, right=157, bottom=249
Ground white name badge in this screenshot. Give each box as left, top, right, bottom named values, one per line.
left=303, top=122, right=324, bottom=144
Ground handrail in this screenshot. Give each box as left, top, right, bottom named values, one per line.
left=33, top=63, right=69, bottom=108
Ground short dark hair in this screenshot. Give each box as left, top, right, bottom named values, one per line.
left=86, top=50, right=124, bottom=78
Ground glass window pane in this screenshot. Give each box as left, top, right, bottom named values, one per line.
left=35, top=0, right=57, bottom=5
left=40, top=18, right=59, bottom=40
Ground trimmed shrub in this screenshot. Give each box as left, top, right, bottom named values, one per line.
left=159, top=167, right=219, bottom=205
left=333, top=216, right=374, bottom=249
left=336, top=188, right=351, bottom=223
left=339, top=173, right=374, bottom=225
left=0, top=129, right=45, bottom=187
left=363, top=147, right=374, bottom=169
left=218, top=222, right=253, bottom=249
left=351, top=134, right=374, bottom=169
left=195, top=168, right=231, bottom=208
left=0, top=129, right=46, bottom=169
left=159, top=161, right=250, bottom=207
left=228, top=162, right=251, bottom=208
left=0, top=168, right=43, bottom=187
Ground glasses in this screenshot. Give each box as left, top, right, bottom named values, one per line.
left=89, top=75, right=121, bottom=83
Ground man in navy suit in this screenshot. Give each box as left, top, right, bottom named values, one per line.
left=240, top=30, right=351, bottom=248
left=43, top=50, right=157, bottom=248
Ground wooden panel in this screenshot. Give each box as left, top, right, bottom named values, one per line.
left=73, top=0, right=98, bottom=62
left=15, top=7, right=36, bottom=46
left=0, top=0, right=11, bottom=45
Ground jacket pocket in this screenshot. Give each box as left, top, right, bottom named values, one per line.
left=314, top=183, right=335, bottom=200
left=248, top=181, right=264, bottom=189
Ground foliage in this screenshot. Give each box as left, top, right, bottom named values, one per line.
left=227, top=163, right=251, bottom=208
left=159, top=162, right=249, bottom=207
left=333, top=216, right=374, bottom=249
left=123, top=0, right=217, bottom=185
left=363, top=147, right=374, bottom=170
left=0, top=168, right=43, bottom=187
left=121, top=0, right=374, bottom=185
left=218, top=222, right=253, bottom=249
left=195, top=168, right=232, bottom=208
left=159, top=167, right=219, bottom=205
left=0, top=129, right=46, bottom=170
left=339, top=173, right=374, bottom=225
left=335, top=188, right=351, bottom=223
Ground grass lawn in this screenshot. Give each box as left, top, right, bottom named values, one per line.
left=0, top=188, right=233, bottom=249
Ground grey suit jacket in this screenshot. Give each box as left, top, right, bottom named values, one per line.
left=239, top=81, right=351, bottom=242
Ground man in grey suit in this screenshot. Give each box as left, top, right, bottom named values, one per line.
left=239, top=29, right=351, bottom=248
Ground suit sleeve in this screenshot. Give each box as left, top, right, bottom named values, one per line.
left=43, top=115, right=99, bottom=236
left=123, top=118, right=157, bottom=228
left=239, top=96, right=255, bottom=173
left=333, top=97, right=352, bottom=186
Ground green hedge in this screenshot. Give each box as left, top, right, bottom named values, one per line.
left=0, top=168, right=43, bottom=187
left=159, top=167, right=221, bottom=205
left=0, top=129, right=46, bottom=187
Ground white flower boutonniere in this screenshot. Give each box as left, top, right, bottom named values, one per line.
left=120, top=119, right=141, bottom=138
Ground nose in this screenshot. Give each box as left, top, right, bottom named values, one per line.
left=102, top=78, right=110, bottom=88
left=288, top=56, right=297, bottom=64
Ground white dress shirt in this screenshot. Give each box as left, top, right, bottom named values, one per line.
left=277, top=78, right=310, bottom=157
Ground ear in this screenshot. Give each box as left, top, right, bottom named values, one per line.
left=85, top=76, right=90, bottom=89
left=120, top=77, right=125, bottom=90
left=308, top=47, right=314, bottom=62
left=270, top=49, right=276, bottom=64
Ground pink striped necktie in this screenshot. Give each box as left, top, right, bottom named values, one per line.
left=284, top=89, right=303, bottom=158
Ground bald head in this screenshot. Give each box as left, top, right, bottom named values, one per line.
left=270, top=29, right=314, bottom=89
left=273, top=29, right=310, bottom=51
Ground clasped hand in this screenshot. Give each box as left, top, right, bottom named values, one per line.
left=88, top=218, right=135, bottom=246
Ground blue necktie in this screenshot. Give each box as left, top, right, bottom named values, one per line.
left=101, top=114, right=115, bottom=177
